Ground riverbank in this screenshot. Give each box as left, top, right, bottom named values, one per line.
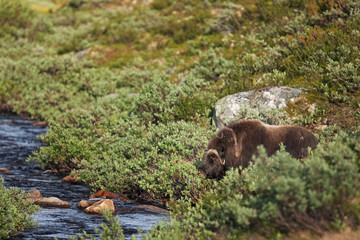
left=0, top=113, right=168, bottom=239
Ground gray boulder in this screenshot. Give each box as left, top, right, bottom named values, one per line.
left=213, top=86, right=302, bottom=129
left=74, top=48, right=90, bottom=61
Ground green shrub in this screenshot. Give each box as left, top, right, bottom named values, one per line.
left=190, top=48, right=235, bottom=82
left=116, top=66, right=166, bottom=90
left=0, top=38, right=47, bottom=59
left=0, top=0, right=34, bottom=36
left=133, top=78, right=180, bottom=124
left=71, top=120, right=213, bottom=203
left=149, top=1, right=212, bottom=44
left=144, top=221, right=186, bottom=240
left=0, top=178, right=40, bottom=239
left=185, top=47, right=257, bottom=97
left=0, top=55, right=123, bottom=121
left=97, top=8, right=162, bottom=45
left=206, top=2, right=244, bottom=34
left=151, top=0, right=173, bottom=10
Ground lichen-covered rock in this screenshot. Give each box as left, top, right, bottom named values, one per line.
left=213, top=86, right=302, bottom=129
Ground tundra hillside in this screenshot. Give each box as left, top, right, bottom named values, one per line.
left=0, top=0, right=359, bottom=239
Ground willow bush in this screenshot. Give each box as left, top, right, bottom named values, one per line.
left=0, top=178, right=40, bottom=239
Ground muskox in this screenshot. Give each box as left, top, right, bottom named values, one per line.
left=198, top=120, right=318, bottom=179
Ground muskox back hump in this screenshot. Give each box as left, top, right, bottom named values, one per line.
left=282, top=126, right=318, bottom=159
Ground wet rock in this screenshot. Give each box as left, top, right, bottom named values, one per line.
left=0, top=168, right=13, bottom=175
left=90, top=190, right=131, bottom=202
left=118, top=205, right=169, bottom=215
left=61, top=175, right=80, bottom=184
left=28, top=197, right=71, bottom=208
left=84, top=199, right=115, bottom=214
left=32, top=121, right=47, bottom=127
left=8, top=176, right=20, bottom=181
left=77, top=200, right=96, bottom=209
left=28, top=189, right=42, bottom=198
left=213, top=86, right=302, bottom=129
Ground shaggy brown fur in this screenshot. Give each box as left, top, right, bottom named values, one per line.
left=198, top=120, right=318, bottom=179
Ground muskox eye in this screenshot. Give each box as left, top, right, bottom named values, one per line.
left=218, top=146, right=225, bottom=156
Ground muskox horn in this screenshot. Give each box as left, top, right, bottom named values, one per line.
left=206, top=149, right=225, bottom=165
left=216, top=132, right=224, bottom=139
left=207, top=149, right=219, bottom=155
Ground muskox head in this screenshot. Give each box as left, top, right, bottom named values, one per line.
left=198, top=149, right=226, bottom=180
left=198, top=127, right=242, bottom=179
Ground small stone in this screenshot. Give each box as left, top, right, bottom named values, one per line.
left=32, top=121, right=47, bottom=127
left=90, top=190, right=131, bottom=202
left=77, top=200, right=96, bottom=209
left=29, top=197, right=71, bottom=208
left=61, top=175, right=79, bottom=184
left=127, top=205, right=169, bottom=215
left=0, top=168, right=13, bottom=175
left=28, top=189, right=42, bottom=198
left=84, top=199, right=115, bottom=214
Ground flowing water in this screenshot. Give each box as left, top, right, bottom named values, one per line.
left=0, top=113, right=168, bottom=239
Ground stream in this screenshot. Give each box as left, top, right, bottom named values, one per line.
left=0, top=113, right=168, bottom=239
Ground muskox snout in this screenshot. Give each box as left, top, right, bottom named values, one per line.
left=197, top=157, right=207, bottom=175
left=197, top=167, right=206, bottom=177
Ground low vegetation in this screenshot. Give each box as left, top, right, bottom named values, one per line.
left=0, top=0, right=359, bottom=238
left=0, top=178, right=40, bottom=239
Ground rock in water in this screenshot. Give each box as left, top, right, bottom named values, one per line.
left=129, top=205, right=169, bottom=215
left=213, top=86, right=302, bottom=129
left=61, top=175, right=80, bottom=184
left=29, top=197, right=71, bottom=208
left=89, top=190, right=131, bottom=202
left=84, top=199, right=115, bottom=214
left=77, top=200, right=97, bottom=209
left=28, top=189, right=42, bottom=198
left=0, top=168, right=14, bottom=175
